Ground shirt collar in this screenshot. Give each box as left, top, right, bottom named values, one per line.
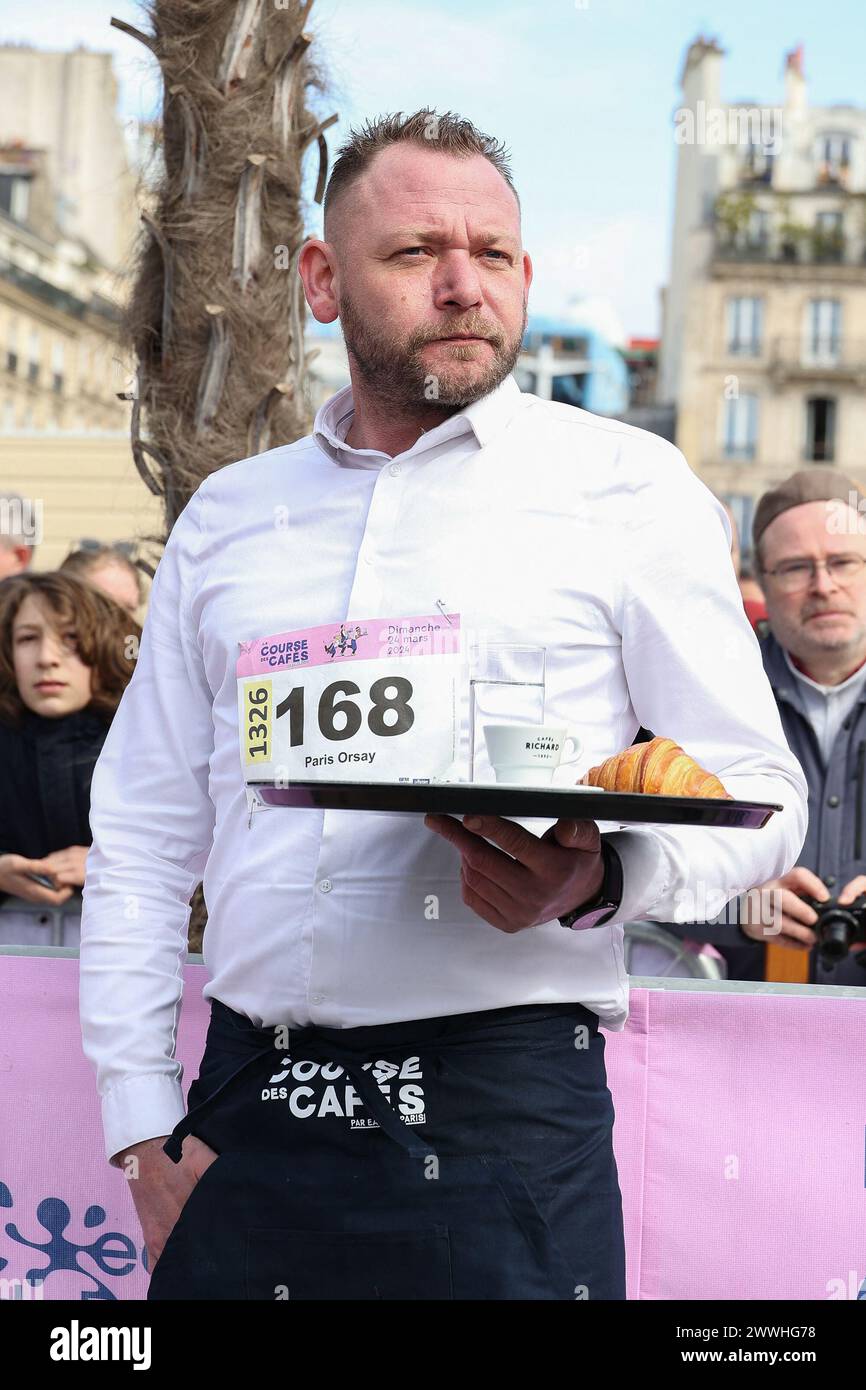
left=313, top=372, right=525, bottom=468
left=783, top=646, right=866, bottom=697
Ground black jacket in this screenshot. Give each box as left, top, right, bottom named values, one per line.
left=0, top=705, right=109, bottom=905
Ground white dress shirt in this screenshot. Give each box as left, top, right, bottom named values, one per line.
left=79, top=373, right=808, bottom=1162
left=783, top=647, right=866, bottom=766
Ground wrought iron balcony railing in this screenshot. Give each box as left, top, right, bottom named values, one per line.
left=713, top=233, right=859, bottom=267
left=767, top=337, right=866, bottom=378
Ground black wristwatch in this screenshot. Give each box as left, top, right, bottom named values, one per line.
left=558, top=839, right=624, bottom=930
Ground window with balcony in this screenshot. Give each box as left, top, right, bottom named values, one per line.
left=722, top=393, right=759, bottom=461
left=816, top=133, right=852, bottom=185
left=804, top=299, right=841, bottom=364
left=805, top=397, right=837, bottom=462
left=726, top=297, right=763, bottom=355
left=743, top=144, right=775, bottom=184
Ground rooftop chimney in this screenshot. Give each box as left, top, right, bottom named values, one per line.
left=784, top=44, right=807, bottom=111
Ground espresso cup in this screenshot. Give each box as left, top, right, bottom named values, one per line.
left=482, top=724, right=582, bottom=786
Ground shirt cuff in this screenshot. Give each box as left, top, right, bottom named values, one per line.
left=600, top=828, right=673, bottom=924
left=102, top=1074, right=187, bottom=1168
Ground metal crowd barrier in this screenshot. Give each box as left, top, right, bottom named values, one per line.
left=0, top=891, right=84, bottom=949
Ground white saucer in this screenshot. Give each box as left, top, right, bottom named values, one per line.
left=467, top=780, right=603, bottom=791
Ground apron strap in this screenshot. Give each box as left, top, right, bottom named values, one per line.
left=163, top=1047, right=270, bottom=1164
left=164, top=1030, right=439, bottom=1164
left=337, top=1055, right=438, bottom=1161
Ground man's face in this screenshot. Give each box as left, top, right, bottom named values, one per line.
left=324, top=145, right=531, bottom=409
left=11, top=594, right=94, bottom=717
left=759, top=500, right=866, bottom=665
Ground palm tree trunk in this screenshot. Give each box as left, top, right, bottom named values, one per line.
left=111, top=0, right=336, bottom=949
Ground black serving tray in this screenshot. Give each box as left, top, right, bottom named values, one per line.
left=248, top=779, right=781, bottom=829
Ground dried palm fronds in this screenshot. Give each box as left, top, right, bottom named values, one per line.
left=113, top=0, right=334, bottom=531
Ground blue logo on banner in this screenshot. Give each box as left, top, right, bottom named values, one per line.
left=0, top=1180, right=144, bottom=1299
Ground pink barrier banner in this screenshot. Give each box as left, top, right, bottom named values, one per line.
left=1, top=956, right=864, bottom=1300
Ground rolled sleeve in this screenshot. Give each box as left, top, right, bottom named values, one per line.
left=79, top=486, right=216, bottom=1165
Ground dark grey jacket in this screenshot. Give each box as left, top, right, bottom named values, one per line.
left=639, top=630, right=866, bottom=984
left=758, top=629, right=866, bottom=986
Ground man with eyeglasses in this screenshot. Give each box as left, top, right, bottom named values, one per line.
left=739, top=468, right=866, bottom=983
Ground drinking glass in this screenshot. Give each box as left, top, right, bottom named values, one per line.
left=468, top=643, right=546, bottom=782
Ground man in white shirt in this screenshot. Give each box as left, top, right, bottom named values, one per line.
left=79, top=109, right=807, bottom=1301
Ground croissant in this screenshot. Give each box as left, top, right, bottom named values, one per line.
left=580, top=736, right=733, bottom=799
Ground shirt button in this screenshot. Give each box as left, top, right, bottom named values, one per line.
left=363, top=553, right=373, bottom=566
left=827, top=795, right=840, bottom=807
left=825, top=875, right=837, bottom=888
left=318, top=878, right=333, bottom=893
left=311, top=993, right=325, bottom=1004
left=388, top=462, right=401, bottom=477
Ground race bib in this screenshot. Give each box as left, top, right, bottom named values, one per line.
left=236, top=613, right=462, bottom=786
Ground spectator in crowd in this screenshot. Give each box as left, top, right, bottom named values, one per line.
left=739, top=560, right=769, bottom=638
left=739, top=468, right=866, bottom=983
left=0, top=491, right=36, bottom=576
left=60, top=542, right=144, bottom=617
left=717, top=499, right=770, bottom=634
left=0, top=572, right=140, bottom=946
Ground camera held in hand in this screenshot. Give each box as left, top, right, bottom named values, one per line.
left=799, top=892, right=866, bottom=969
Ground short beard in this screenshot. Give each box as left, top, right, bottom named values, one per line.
left=776, top=608, right=866, bottom=661
left=338, top=291, right=526, bottom=414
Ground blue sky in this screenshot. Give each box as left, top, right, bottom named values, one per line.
left=0, top=0, right=861, bottom=334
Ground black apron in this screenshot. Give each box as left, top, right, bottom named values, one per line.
left=147, top=998, right=626, bottom=1301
